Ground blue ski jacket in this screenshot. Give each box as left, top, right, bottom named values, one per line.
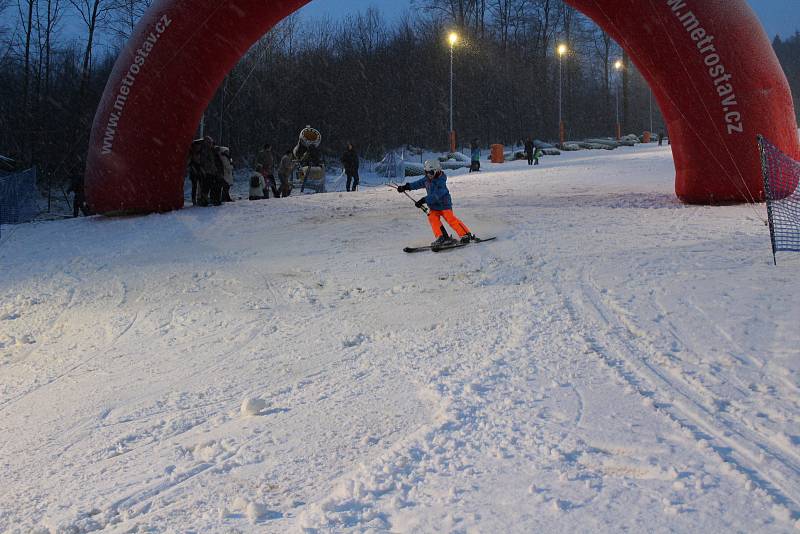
left=407, top=171, right=452, bottom=211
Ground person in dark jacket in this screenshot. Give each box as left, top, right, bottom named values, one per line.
left=342, top=143, right=360, bottom=192
left=194, top=136, right=219, bottom=206
left=524, top=137, right=535, bottom=166
left=67, top=172, right=89, bottom=217
left=396, top=159, right=475, bottom=247
left=188, top=140, right=204, bottom=205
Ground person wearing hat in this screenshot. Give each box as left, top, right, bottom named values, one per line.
left=216, top=146, right=235, bottom=202
left=396, top=159, right=475, bottom=248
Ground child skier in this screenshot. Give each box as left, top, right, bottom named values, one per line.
left=533, top=146, right=543, bottom=165
left=397, top=159, right=476, bottom=248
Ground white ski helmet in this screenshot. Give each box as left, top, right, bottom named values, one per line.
left=423, top=159, right=442, bottom=174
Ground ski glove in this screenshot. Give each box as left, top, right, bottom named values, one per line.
left=396, top=184, right=409, bottom=193
left=415, top=198, right=427, bottom=209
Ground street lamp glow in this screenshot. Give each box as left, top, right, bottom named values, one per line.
left=448, top=32, right=459, bottom=152
left=614, top=60, right=623, bottom=140
left=557, top=43, right=568, bottom=147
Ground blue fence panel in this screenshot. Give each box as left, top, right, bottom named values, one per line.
left=0, top=167, right=41, bottom=225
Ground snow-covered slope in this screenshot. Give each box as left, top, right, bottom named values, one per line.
left=1, top=145, right=798, bottom=533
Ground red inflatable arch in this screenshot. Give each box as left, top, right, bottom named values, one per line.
left=86, top=0, right=799, bottom=213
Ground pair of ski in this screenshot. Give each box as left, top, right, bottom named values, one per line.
left=404, top=236, right=497, bottom=253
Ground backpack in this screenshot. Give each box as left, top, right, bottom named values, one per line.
left=250, top=174, right=261, bottom=188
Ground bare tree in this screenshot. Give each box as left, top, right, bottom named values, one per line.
left=16, top=0, right=35, bottom=160
left=109, top=0, right=152, bottom=43
left=414, top=0, right=479, bottom=30
left=68, top=0, right=114, bottom=101
left=36, top=0, right=63, bottom=99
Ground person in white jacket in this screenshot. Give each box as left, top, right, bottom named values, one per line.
left=249, top=164, right=266, bottom=200
left=217, top=146, right=235, bottom=202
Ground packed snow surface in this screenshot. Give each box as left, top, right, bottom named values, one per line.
left=1, top=144, right=799, bottom=533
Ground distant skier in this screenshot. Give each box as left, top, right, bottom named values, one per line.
left=396, top=159, right=475, bottom=248
left=524, top=137, right=535, bottom=166
left=533, top=146, right=543, bottom=166
left=470, top=139, right=481, bottom=172
left=342, top=143, right=360, bottom=192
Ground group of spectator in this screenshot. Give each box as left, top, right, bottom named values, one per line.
left=189, top=137, right=362, bottom=205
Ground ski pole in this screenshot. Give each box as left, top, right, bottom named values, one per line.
left=388, top=183, right=450, bottom=238
left=388, top=183, right=428, bottom=214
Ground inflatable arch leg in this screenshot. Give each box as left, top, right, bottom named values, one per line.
left=565, top=0, right=799, bottom=204
left=86, top=0, right=799, bottom=213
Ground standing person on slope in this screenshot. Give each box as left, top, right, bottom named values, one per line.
left=397, top=159, right=475, bottom=248
left=524, top=137, right=535, bottom=166
left=341, top=142, right=360, bottom=192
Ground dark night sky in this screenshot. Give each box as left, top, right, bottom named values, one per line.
left=0, top=1, right=797, bottom=45
left=297, top=0, right=800, bottom=39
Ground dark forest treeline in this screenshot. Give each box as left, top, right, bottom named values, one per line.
left=1, top=0, right=799, bottom=183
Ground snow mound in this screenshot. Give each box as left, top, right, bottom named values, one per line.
left=240, top=397, right=267, bottom=416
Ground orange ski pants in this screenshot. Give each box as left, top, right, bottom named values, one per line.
left=428, top=209, right=471, bottom=238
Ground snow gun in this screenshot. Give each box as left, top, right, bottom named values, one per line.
left=389, top=182, right=450, bottom=239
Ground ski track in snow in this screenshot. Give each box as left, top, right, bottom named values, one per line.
left=1, top=144, right=799, bottom=533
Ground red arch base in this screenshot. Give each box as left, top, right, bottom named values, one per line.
left=86, top=0, right=799, bottom=213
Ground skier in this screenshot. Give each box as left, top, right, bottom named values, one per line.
left=342, top=143, right=360, bottom=192
left=533, top=146, right=543, bottom=166
left=396, top=159, right=475, bottom=248
left=469, top=139, right=481, bottom=172
left=524, top=137, right=535, bottom=166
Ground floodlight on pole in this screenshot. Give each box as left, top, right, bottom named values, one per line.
left=557, top=44, right=568, bottom=147
left=448, top=32, right=459, bottom=152
left=614, top=60, right=623, bottom=140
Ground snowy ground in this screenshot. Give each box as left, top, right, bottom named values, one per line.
left=1, top=144, right=799, bottom=533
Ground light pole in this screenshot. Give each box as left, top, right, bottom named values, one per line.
left=448, top=31, right=459, bottom=153
left=557, top=44, right=568, bottom=147
left=614, top=59, right=623, bottom=140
